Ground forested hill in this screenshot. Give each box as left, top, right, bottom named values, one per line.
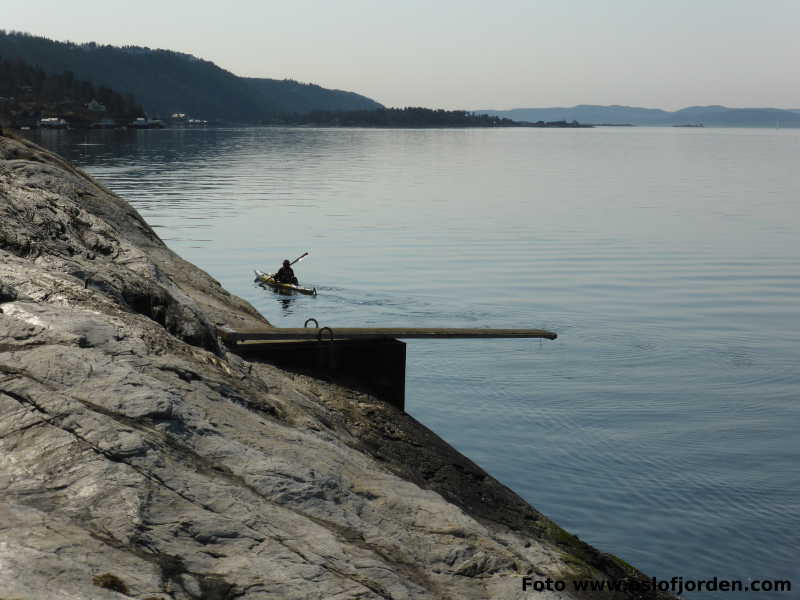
left=0, top=55, right=143, bottom=126
left=244, top=78, right=382, bottom=115
left=0, top=31, right=382, bottom=122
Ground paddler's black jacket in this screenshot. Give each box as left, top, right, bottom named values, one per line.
left=276, top=266, right=296, bottom=284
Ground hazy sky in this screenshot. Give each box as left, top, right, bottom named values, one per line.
left=5, top=0, right=799, bottom=110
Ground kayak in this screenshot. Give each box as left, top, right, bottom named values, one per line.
left=254, top=270, right=317, bottom=296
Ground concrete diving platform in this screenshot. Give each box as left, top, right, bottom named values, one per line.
left=217, top=324, right=557, bottom=412
left=219, top=326, right=557, bottom=344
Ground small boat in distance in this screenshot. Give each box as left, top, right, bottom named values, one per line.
left=128, top=117, right=165, bottom=129
left=672, top=123, right=704, bottom=127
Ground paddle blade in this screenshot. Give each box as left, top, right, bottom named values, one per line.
left=290, top=251, right=310, bottom=266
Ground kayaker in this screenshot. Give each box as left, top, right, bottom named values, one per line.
left=276, top=259, right=299, bottom=285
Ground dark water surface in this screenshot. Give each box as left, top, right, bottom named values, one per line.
left=31, top=127, right=799, bottom=597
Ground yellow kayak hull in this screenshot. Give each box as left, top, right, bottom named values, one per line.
left=254, top=270, right=317, bottom=295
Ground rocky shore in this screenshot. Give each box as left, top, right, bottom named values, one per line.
left=0, top=131, right=673, bottom=599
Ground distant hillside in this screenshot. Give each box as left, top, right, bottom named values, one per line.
left=670, top=106, right=800, bottom=127
left=478, top=105, right=670, bottom=125
left=477, top=104, right=800, bottom=127
left=245, top=78, right=381, bottom=115
left=0, top=31, right=382, bottom=122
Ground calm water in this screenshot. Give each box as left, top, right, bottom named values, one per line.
left=32, top=127, right=799, bottom=597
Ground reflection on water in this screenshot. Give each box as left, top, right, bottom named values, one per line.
left=255, top=279, right=301, bottom=316
left=29, top=126, right=800, bottom=598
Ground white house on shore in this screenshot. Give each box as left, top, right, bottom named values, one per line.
left=39, top=117, right=68, bottom=129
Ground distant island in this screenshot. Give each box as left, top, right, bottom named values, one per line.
left=279, top=108, right=592, bottom=128
left=475, top=104, right=800, bottom=128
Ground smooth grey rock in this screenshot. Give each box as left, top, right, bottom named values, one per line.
left=0, top=131, right=673, bottom=599
left=0, top=134, right=268, bottom=353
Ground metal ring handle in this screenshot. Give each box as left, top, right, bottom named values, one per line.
left=304, top=318, right=319, bottom=328
left=317, top=327, right=334, bottom=342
